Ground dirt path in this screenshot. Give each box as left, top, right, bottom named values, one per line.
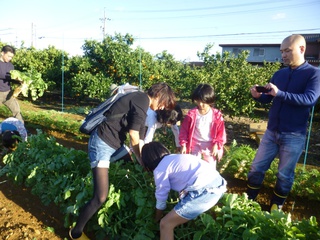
left=0, top=175, right=67, bottom=239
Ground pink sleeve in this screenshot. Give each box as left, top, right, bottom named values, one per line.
left=212, top=110, right=227, bottom=159
left=179, top=114, right=191, bottom=146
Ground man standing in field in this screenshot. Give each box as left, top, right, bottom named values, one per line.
left=247, top=34, right=320, bottom=211
left=0, top=45, right=24, bottom=123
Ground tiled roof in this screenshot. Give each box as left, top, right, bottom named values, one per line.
left=219, top=44, right=279, bottom=47
left=307, top=59, right=320, bottom=63
left=301, top=34, right=320, bottom=42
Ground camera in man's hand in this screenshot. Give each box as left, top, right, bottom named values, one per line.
left=256, top=86, right=271, bottom=93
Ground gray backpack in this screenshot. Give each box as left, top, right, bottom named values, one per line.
left=79, top=83, right=141, bottom=135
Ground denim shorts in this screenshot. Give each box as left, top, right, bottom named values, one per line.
left=88, top=129, right=116, bottom=168
left=174, top=178, right=227, bottom=220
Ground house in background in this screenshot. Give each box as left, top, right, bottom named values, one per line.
left=303, top=33, right=320, bottom=66
left=219, top=43, right=281, bottom=65
left=219, top=33, right=320, bottom=67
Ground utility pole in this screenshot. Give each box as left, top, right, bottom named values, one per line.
left=100, top=8, right=110, bottom=38
left=31, top=23, right=36, bottom=47
left=100, top=8, right=106, bottom=37
left=31, top=23, right=34, bottom=47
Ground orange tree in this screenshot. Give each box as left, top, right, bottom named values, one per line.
left=1, top=37, right=283, bottom=118
left=12, top=45, right=65, bottom=91
left=145, top=51, right=209, bottom=102
left=65, top=33, right=159, bottom=100
left=0, top=43, right=62, bottom=100
left=197, top=44, right=281, bottom=117
left=144, top=51, right=183, bottom=91
left=65, top=34, right=133, bottom=100
left=64, top=33, right=188, bottom=101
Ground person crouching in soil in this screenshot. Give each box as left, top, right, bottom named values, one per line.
left=141, top=141, right=227, bottom=240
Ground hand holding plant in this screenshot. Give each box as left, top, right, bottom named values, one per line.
left=10, top=69, right=48, bottom=100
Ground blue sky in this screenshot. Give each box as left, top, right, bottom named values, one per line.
left=1, top=0, right=319, bottom=61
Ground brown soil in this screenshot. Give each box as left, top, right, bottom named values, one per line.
left=0, top=97, right=319, bottom=239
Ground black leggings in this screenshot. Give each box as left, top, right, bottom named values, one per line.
left=71, top=167, right=109, bottom=237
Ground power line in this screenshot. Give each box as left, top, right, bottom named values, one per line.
left=28, top=28, right=320, bottom=42
left=107, top=0, right=291, bottom=13
left=137, top=28, right=320, bottom=40
left=0, top=32, right=14, bottom=35
left=29, top=1, right=318, bottom=38
left=0, top=28, right=13, bottom=32
left=109, top=0, right=318, bottom=21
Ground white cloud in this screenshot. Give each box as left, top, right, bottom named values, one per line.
left=272, top=13, right=286, bottom=20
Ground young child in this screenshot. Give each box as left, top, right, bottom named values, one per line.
left=141, top=142, right=227, bottom=240
left=179, top=83, right=226, bottom=170
left=144, top=105, right=183, bottom=150
left=0, top=117, right=27, bottom=152
left=2, top=130, right=22, bottom=150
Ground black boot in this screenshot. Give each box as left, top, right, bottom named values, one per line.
left=270, top=190, right=287, bottom=212
left=246, top=184, right=260, bottom=200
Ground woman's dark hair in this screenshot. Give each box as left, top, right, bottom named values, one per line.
left=191, top=83, right=215, bottom=105
left=141, top=142, right=170, bottom=171
left=156, top=104, right=183, bottom=125
left=2, top=130, right=21, bottom=149
left=147, top=82, right=176, bottom=110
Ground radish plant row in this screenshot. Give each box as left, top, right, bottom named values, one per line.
left=0, top=130, right=319, bottom=239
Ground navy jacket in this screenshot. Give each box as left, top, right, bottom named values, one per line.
left=257, top=61, right=320, bottom=135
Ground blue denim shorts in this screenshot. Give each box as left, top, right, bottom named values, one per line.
left=174, top=178, right=227, bottom=220
left=88, top=129, right=116, bottom=168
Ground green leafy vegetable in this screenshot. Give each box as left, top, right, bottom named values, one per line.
left=10, top=69, right=48, bottom=101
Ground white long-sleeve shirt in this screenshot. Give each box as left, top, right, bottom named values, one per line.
left=144, top=108, right=180, bottom=147
left=153, top=154, right=222, bottom=210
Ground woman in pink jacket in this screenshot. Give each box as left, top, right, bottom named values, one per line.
left=179, top=83, right=226, bottom=170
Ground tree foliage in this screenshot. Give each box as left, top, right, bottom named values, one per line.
left=197, top=44, right=280, bottom=117
left=1, top=34, right=282, bottom=117
left=12, top=45, right=65, bottom=90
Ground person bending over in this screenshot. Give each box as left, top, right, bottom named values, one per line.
left=0, top=117, right=27, bottom=153
left=141, top=141, right=227, bottom=240
left=69, top=83, right=176, bottom=240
